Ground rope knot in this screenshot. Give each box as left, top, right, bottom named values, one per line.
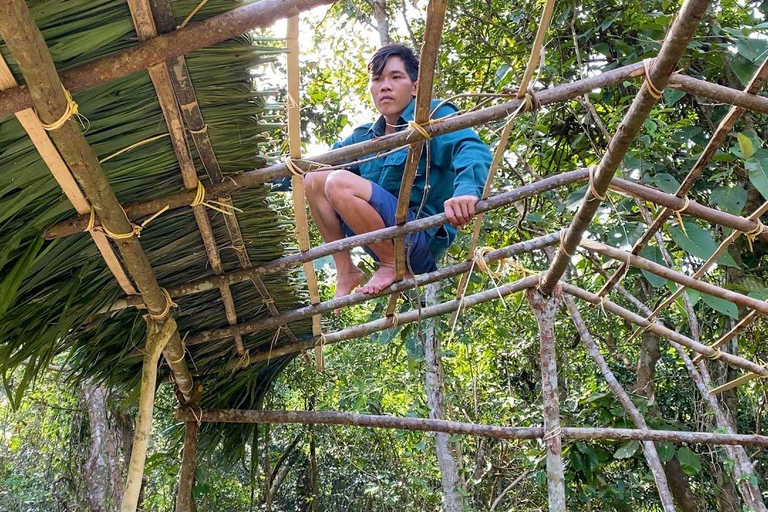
left=190, top=181, right=243, bottom=216
left=407, top=121, right=432, bottom=140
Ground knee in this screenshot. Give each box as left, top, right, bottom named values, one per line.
left=304, top=172, right=323, bottom=196
left=324, top=170, right=356, bottom=206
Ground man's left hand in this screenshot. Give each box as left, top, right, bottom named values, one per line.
left=444, top=195, right=479, bottom=229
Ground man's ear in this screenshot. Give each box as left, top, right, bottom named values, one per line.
left=411, top=79, right=419, bottom=96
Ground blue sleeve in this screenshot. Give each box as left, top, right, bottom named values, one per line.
left=431, top=104, right=492, bottom=198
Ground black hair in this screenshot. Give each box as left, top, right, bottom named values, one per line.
left=368, top=44, right=419, bottom=82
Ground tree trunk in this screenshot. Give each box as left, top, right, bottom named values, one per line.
left=371, top=0, right=391, bottom=46
left=81, top=381, right=123, bottom=512
left=424, top=283, right=465, bottom=511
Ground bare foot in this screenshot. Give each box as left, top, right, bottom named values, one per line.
left=335, top=268, right=366, bottom=300
left=357, top=265, right=410, bottom=294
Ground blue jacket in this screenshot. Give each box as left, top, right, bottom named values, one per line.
left=333, top=98, right=492, bottom=259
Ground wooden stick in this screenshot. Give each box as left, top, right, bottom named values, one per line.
left=516, top=0, right=555, bottom=97
left=107, top=171, right=586, bottom=312
left=598, top=55, right=768, bottom=296
left=526, top=287, right=565, bottom=511
left=0, top=0, right=335, bottom=120
left=173, top=409, right=768, bottom=446
left=45, top=64, right=647, bottom=239
left=669, top=71, right=768, bottom=116
left=561, top=283, right=768, bottom=377
left=539, top=0, right=712, bottom=295
left=0, top=0, right=194, bottom=402
left=175, top=420, right=200, bottom=512
left=579, top=239, right=768, bottom=315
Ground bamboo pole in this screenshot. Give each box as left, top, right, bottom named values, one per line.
left=0, top=0, right=336, bottom=120
left=526, top=287, right=566, bottom=511
left=561, top=283, right=768, bottom=377
left=45, top=63, right=648, bottom=238
left=0, top=0, right=193, bottom=400
left=579, top=239, right=768, bottom=315
left=609, top=281, right=767, bottom=511
left=123, top=319, right=176, bottom=512
left=106, top=171, right=585, bottom=312
left=173, top=409, right=768, bottom=447
left=598, top=56, right=768, bottom=296
left=178, top=236, right=558, bottom=346
left=175, top=420, right=200, bottom=512
left=539, top=0, right=712, bottom=295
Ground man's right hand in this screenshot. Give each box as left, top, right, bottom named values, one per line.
left=444, top=195, right=479, bottom=229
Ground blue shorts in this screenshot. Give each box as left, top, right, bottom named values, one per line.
left=340, top=182, right=438, bottom=275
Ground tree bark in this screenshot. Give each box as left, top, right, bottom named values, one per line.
left=424, top=283, right=465, bottom=511
left=81, top=381, right=123, bottom=512
left=371, top=0, right=391, bottom=45
left=175, top=421, right=200, bottom=512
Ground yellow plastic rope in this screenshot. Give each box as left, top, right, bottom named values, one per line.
left=407, top=121, right=432, bottom=140
left=149, top=287, right=178, bottom=322
left=673, top=196, right=690, bottom=235
left=588, top=166, right=607, bottom=201
left=643, top=59, right=664, bottom=100
left=99, top=133, right=169, bottom=164
left=706, top=347, right=723, bottom=360
left=190, top=181, right=243, bottom=216
left=285, top=156, right=306, bottom=177
left=559, top=229, right=574, bottom=258
left=100, top=205, right=170, bottom=239
left=178, top=0, right=209, bottom=29
left=84, top=207, right=96, bottom=232
left=40, top=87, right=78, bottom=131
left=745, top=219, right=765, bottom=252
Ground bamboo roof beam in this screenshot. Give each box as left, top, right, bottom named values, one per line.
left=0, top=0, right=193, bottom=398
left=0, top=54, right=137, bottom=296
left=539, top=0, right=712, bottom=295
left=125, top=0, right=246, bottom=354
left=0, top=0, right=335, bottom=120
left=45, top=61, right=651, bottom=237
left=107, top=170, right=588, bottom=312
left=598, top=55, right=768, bottom=296
left=173, top=409, right=768, bottom=447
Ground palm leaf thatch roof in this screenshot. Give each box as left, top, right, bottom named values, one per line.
left=0, top=0, right=310, bottom=449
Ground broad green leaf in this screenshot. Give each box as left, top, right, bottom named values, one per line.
left=639, top=246, right=668, bottom=288
left=676, top=446, right=702, bottom=475
left=668, top=221, right=738, bottom=267
left=652, top=173, right=680, bottom=194
left=710, top=185, right=747, bottom=215
left=657, top=442, right=675, bottom=463
left=738, top=133, right=756, bottom=159
left=700, top=293, right=739, bottom=319
left=663, top=88, right=686, bottom=105
left=746, top=149, right=768, bottom=201
left=686, top=289, right=701, bottom=306
left=749, top=289, right=768, bottom=301
left=614, top=440, right=640, bottom=459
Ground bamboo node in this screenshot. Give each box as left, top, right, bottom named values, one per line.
left=188, top=124, right=209, bottom=135
left=542, top=426, right=562, bottom=441
left=643, top=58, right=664, bottom=100
left=149, top=288, right=178, bottom=322
left=40, top=87, right=79, bottom=131
left=190, top=181, right=243, bottom=216
left=587, top=166, right=607, bottom=202
left=407, top=121, right=432, bottom=140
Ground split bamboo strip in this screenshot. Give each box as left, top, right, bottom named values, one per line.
left=45, top=62, right=649, bottom=239
left=285, top=15, right=324, bottom=367
left=580, top=239, right=768, bottom=315
left=387, top=0, right=448, bottom=320
left=0, top=0, right=335, bottom=120
left=526, top=287, right=566, bottom=511
left=126, top=0, right=246, bottom=354
left=173, top=409, right=768, bottom=447
left=540, top=0, right=712, bottom=295
left=0, top=53, right=137, bottom=295
left=516, top=0, right=555, bottom=98
left=710, top=369, right=767, bottom=395
left=561, top=283, right=768, bottom=377
left=598, top=55, right=768, bottom=296
left=181, top=233, right=559, bottom=346
left=693, top=312, right=761, bottom=365
left=634, top=200, right=768, bottom=355
left=108, top=170, right=587, bottom=312
left=610, top=277, right=768, bottom=510
left=0, top=0, right=193, bottom=400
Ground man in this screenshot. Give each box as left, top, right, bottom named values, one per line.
left=304, top=44, right=492, bottom=298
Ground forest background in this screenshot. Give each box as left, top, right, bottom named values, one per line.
left=2, top=0, right=768, bottom=510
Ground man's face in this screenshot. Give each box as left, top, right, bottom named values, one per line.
left=369, top=56, right=418, bottom=119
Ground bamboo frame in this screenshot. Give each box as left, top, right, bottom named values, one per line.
left=539, top=0, right=713, bottom=295
left=598, top=55, right=768, bottom=296
left=173, top=409, right=768, bottom=447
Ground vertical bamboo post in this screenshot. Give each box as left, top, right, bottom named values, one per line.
left=526, top=285, right=565, bottom=510
left=286, top=15, right=324, bottom=369
left=175, top=383, right=202, bottom=512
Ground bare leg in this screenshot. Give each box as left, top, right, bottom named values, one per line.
left=305, top=171, right=365, bottom=298
left=324, top=171, right=411, bottom=294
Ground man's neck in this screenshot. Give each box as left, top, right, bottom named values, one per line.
left=383, top=113, right=401, bottom=135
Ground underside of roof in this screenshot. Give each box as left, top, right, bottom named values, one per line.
left=0, top=0, right=311, bottom=448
